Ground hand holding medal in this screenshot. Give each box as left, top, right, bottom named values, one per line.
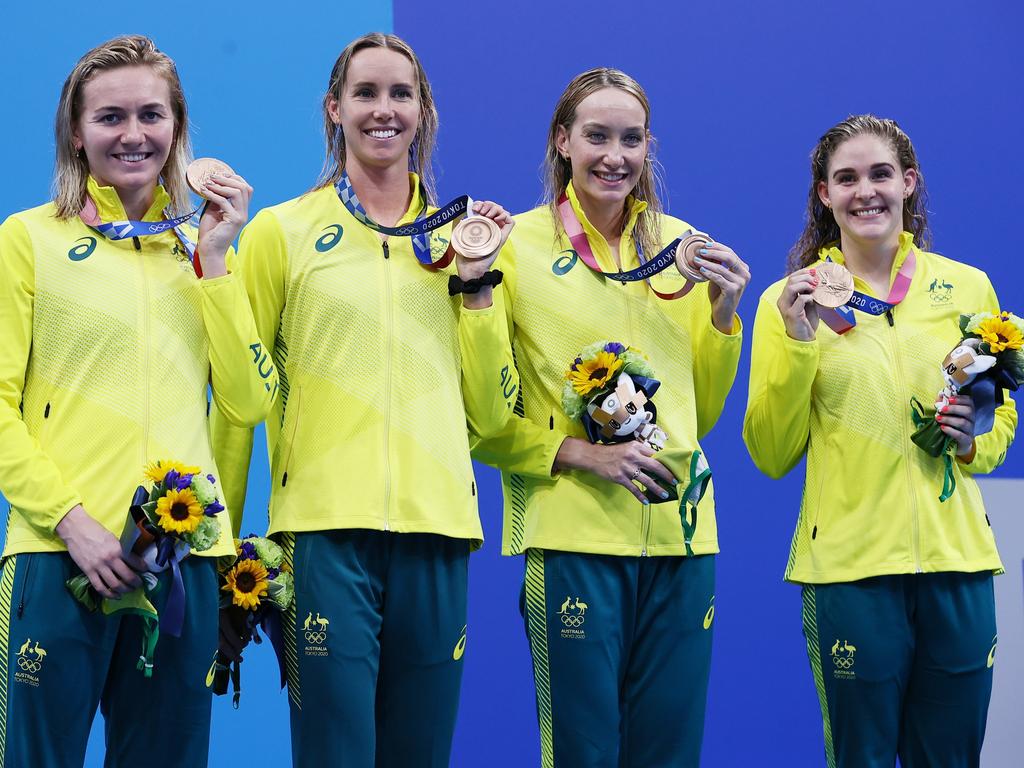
left=187, top=157, right=253, bottom=279
left=684, top=236, right=750, bottom=333
left=451, top=201, right=514, bottom=309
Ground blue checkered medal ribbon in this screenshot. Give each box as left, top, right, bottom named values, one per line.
left=335, top=172, right=470, bottom=267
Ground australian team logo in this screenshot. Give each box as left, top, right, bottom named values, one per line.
left=302, top=611, right=330, bottom=656
left=557, top=595, right=589, bottom=639
left=927, top=276, right=954, bottom=304
left=15, top=637, right=47, bottom=686
left=831, top=638, right=857, bottom=679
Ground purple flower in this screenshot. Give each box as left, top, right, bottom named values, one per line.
left=207, top=474, right=216, bottom=484
left=571, top=357, right=582, bottom=371
left=175, top=473, right=194, bottom=491
left=239, top=541, right=258, bottom=561
left=267, top=567, right=281, bottom=579
left=163, top=469, right=179, bottom=489
left=204, top=500, right=225, bottom=516
left=604, top=342, right=625, bottom=355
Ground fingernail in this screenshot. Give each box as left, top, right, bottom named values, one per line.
left=700, top=267, right=709, bottom=273
left=699, top=248, right=708, bottom=255
left=661, top=491, right=669, bottom=499
left=940, top=405, right=949, bottom=413
left=809, top=268, right=817, bottom=276
left=936, top=415, right=943, bottom=421
left=705, top=239, right=715, bottom=246
left=949, top=396, right=958, bottom=403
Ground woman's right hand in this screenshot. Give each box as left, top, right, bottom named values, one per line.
left=777, top=267, right=820, bottom=341
left=55, top=505, right=145, bottom=600
left=218, top=606, right=252, bottom=663
left=554, top=437, right=677, bottom=503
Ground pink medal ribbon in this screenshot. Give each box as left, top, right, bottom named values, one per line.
left=818, top=248, right=917, bottom=334
left=556, top=193, right=695, bottom=300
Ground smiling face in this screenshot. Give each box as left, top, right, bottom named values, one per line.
left=72, top=65, right=175, bottom=199
left=328, top=46, right=420, bottom=174
left=817, top=133, right=917, bottom=253
left=555, top=87, right=648, bottom=216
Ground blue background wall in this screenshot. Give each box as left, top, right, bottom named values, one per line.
left=1, top=1, right=1020, bottom=765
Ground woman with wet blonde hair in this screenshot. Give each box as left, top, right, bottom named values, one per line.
left=0, top=34, right=275, bottom=767
left=210, top=32, right=516, bottom=767
left=472, top=67, right=750, bottom=766
left=744, top=114, right=1017, bottom=767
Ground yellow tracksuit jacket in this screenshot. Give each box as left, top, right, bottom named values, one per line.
left=744, top=233, right=1017, bottom=583
left=0, top=178, right=277, bottom=559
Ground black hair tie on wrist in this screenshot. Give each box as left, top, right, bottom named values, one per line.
left=448, top=269, right=503, bottom=296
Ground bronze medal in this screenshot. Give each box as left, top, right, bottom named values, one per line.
left=675, top=231, right=711, bottom=283
left=186, top=158, right=235, bottom=199
left=813, top=262, right=855, bottom=308
left=452, top=216, right=501, bottom=260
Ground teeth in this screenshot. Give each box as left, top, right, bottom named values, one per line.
left=368, top=129, right=398, bottom=139
left=854, top=208, right=884, bottom=216
left=116, top=153, right=148, bottom=162
left=596, top=172, right=626, bottom=181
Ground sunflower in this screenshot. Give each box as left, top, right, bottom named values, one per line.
left=155, top=488, right=204, bottom=535
left=222, top=559, right=269, bottom=610
left=144, top=459, right=201, bottom=485
left=567, top=350, right=623, bottom=396
left=977, top=316, right=1024, bottom=353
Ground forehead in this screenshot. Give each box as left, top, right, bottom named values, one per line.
left=81, top=65, right=171, bottom=108
left=346, top=47, right=417, bottom=84
left=574, top=87, right=646, bottom=127
left=829, top=133, right=898, bottom=170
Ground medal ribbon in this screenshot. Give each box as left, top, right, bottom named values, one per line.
left=819, top=249, right=917, bottom=334
left=79, top=198, right=203, bottom=276
left=335, top=172, right=466, bottom=269
left=555, top=192, right=695, bottom=300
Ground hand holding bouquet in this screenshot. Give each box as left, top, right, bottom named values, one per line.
left=208, top=534, right=294, bottom=707
left=66, top=460, right=224, bottom=675
left=911, top=311, right=1023, bottom=500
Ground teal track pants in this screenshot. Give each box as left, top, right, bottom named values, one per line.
left=0, top=552, right=218, bottom=768
left=280, top=529, right=470, bottom=768
left=521, top=549, right=715, bottom=768
left=801, top=571, right=997, bottom=768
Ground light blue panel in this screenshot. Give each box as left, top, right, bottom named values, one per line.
left=0, top=3, right=392, bottom=765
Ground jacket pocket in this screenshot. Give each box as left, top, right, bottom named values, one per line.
left=278, top=385, right=303, bottom=488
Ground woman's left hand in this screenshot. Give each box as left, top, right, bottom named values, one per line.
left=936, top=393, right=977, bottom=459
left=693, top=240, right=750, bottom=333
left=197, top=172, right=254, bottom=278
left=456, top=200, right=514, bottom=309
left=455, top=201, right=514, bottom=281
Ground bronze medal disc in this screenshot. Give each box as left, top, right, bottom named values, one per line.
left=675, top=231, right=711, bottom=282
left=813, top=262, right=855, bottom=308
left=186, top=158, right=235, bottom=199
left=452, top=216, right=501, bottom=260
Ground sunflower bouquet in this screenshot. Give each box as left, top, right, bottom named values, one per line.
left=911, top=311, right=1023, bottom=500
left=209, top=534, right=294, bottom=707
left=65, top=459, right=224, bottom=675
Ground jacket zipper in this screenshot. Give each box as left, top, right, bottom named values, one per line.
left=135, top=237, right=151, bottom=469
left=640, top=502, right=652, bottom=556
left=886, top=309, right=922, bottom=571
left=382, top=239, right=393, bottom=531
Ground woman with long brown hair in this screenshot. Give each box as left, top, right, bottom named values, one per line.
left=744, top=114, right=1018, bottom=767
left=472, top=67, right=750, bottom=766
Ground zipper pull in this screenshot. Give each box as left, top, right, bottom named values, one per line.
left=132, top=236, right=142, bottom=251
left=885, top=309, right=894, bottom=326
left=382, top=240, right=390, bottom=259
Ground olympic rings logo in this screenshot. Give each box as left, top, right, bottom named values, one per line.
left=832, top=657, right=854, bottom=670
left=304, top=631, right=327, bottom=645
left=17, top=658, right=41, bottom=673
left=560, top=615, right=585, bottom=628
